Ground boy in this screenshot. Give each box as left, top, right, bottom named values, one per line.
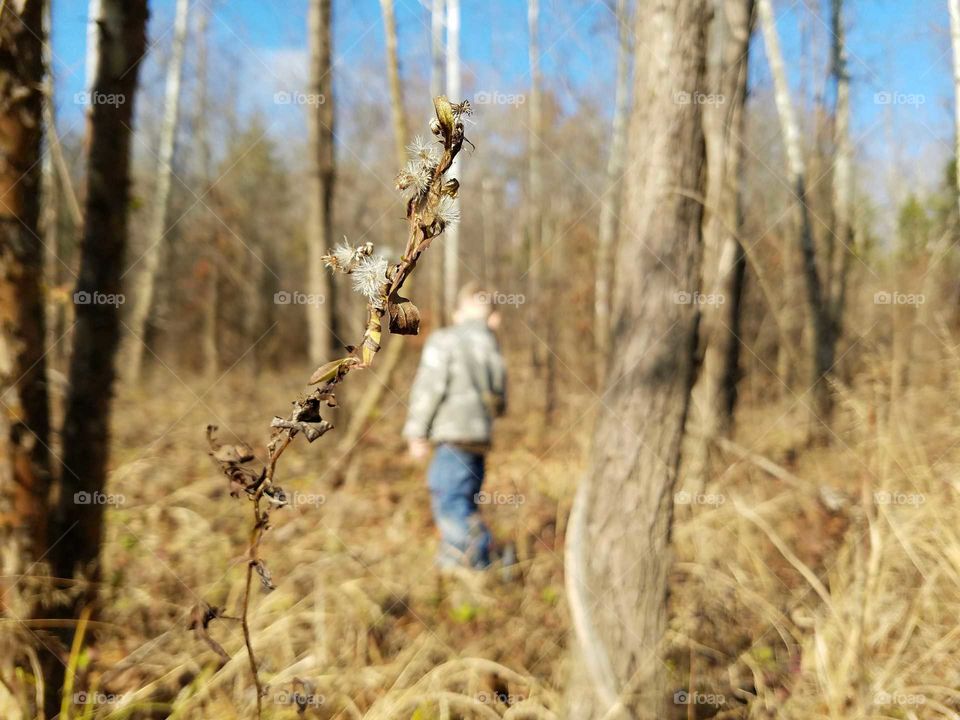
left=403, top=284, right=506, bottom=569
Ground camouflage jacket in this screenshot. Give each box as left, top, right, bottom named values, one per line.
left=402, top=319, right=507, bottom=445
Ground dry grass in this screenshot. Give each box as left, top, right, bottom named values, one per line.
left=6, top=327, right=960, bottom=719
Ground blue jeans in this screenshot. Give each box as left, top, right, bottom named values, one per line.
left=427, top=444, right=491, bottom=569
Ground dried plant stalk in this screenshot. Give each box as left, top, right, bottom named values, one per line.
left=202, top=96, right=471, bottom=719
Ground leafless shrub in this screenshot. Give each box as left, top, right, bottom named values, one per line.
left=200, top=96, right=472, bottom=718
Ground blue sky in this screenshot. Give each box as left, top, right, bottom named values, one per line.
left=46, top=0, right=957, bottom=219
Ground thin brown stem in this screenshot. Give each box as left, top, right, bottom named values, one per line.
left=240, top=496, right=267, bottom=718
left=206, top=98, right=470, bottom=717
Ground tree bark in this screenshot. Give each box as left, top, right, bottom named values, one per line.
left=307, top=0, right=338, bottom=364
left=0, top=0, right=53, bottom=625
left=564, top=0, right=709, bottom=716
left=124, top=0, right=190, bottom=382
left=195, top=3, right=219, bottom=381
left=443, top=0, right=461, bottom=319
left=430, top=0, right=445, bottom=323
left=688, top=0, right=753, bottom=483
left=594, top=0, right=632, bottom=358
left=380, top=0, right=408, bottom=167
left=950, top=0, right=960, bottom=219
left=828, top=0, right=851, bottom=361
left=334, top=0, right=411, bottom=468
left=527, top=0, right=545, bottom=373
left=46, top=0, right=148, bottom=713
left=757, top=0, right=832, bottom=432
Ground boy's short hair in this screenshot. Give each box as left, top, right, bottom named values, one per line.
left=457, top=282, right=494, bottom=317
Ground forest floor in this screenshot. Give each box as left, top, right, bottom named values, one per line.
left=50, top=343, right=960, bottom=719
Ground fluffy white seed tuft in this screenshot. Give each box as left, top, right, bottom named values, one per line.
left=437, top=195, right=461, bottom=227
left=351, top=255, right=389, bottom=307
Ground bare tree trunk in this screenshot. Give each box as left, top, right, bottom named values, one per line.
left=195, top=3, right=219, bottom=381
left=687, top=0, right=753, bottom=484
left=564, top=0, right=709, bottom=717
left=481, top=177, right=495, bottom=285
left=757, top=0, right=832, bottom=432
left=594, top=0, right=631, bottom=358
left=46, top=0, right=148, bottom=713
left=527, top=0, right=544, bottom=371
left=430, top=0, right=446, bottom=323
left=334, top=0, right=412, bottom=468
left=307, top=0, right=338, bottom=364
left=444, top=0, right=461, bottom=319
left=950, top=0, right=960, bottom=219
left=380, top=0, right=408, bottom=166
left=0, top=0, right=53, bottom=627
left=124, top=0, right=190, bottom=382
left=828, top=0, right=852, bottom=359
left=40, top=0, right=62, bottom=375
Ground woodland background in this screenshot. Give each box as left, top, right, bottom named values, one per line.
left=2, top=0, right=960, bottom=719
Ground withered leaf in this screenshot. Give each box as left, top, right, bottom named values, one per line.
left=253, top=559, right=275, bottom=590
left=190, top=602, right=231, bottom=665
left=264, top=485, right=288, bottom=506
left=270, top=417, right=333, bottom=442
left=387, top=296, right=421, bottom=335
left=308, top=357, right=358, bottom=386
left=442, top=178, right=460, bottom=198
left=319, top=392, right=337, bottom=408
left=206, top=426, right=255, bottom=464
left=211, top=443, right=255, bottom=465
left=434, top=96, right=455, bottom=135
left=361, top=332, right=381, bottom=366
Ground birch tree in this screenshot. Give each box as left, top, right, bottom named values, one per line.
left=124, top=0, right=191, bottom=382
left=688, top=0, right=753, bottom=479
left=195, top=3, right=220, bottom=380
left=46, top=0, right=148, bottom=713
left=307, top=0, right=338, bottom=364
left=443, top=0, right=461, bottom=318
left=527, top=0, right=544, bottom=368
left=333, top=0, right=412, bottom=467
left=564, top=0, right=710, bottom=716
left=380, top=0, right=408, bottom=166
left=827, top=0, right=851, bottom=347
left=950, top=0, right=960, bottom=218
left=757, top=0, right=833, bottom=430
left=430, top=0, right=445, bottom=321
left=594, top=0, right=632, bottom=357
